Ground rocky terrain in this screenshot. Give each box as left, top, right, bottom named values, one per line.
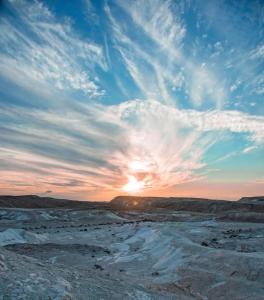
left=1, top=195, right=264, bottom=299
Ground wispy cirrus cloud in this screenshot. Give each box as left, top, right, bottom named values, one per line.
left=105, top=0, right=228, bottom=109
left=0, top=0, right=263, bottom=200
left=0, top=99, right=263, bottom=199
left=0, top=0, right=106, bottom=99
left=116, top=0, right=186, bottom=53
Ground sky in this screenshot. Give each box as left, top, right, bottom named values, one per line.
left=0, top=0, right=264, bottom=201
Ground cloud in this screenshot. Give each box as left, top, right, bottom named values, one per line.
left=118, top=100, right=264, bottom=143
left=116, top=0, right=186, bottom=52
left=0, top=0, right=263, bottom=200
left=242, top=146, right=256, bottom=154
left=1, top=99, right=263, bottom=198
left=249, top=44, right=264, bottom=60
left=0, top=0, right=106, bottom=98
left=188, top=63, right=226, bottom=107
left=83, top=0, right=99, bottom=24
left=106, top=0, right=228, bottom=109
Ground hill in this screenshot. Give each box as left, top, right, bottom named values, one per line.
left=110, top=195, right=264, bottom=213
left=0, top=195, right=108, bottom=209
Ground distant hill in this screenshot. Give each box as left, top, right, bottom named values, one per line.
left=1, top=195, right=264, bottom=215
left=110, top=196, right=264, bottom=213
left=0, top=195, right=108, bottom=209
left=239, top=196, right=264, bottom=203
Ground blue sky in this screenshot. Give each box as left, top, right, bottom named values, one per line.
left=0, top=0, right=263, bottom=200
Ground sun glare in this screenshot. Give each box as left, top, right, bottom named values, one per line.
left=122, top=175, right=144, bottom=193
left=129, top=160, right=148, bottom=171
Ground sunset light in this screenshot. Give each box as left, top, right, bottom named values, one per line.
left=122, top=175, right=145, bottom=193
left=0, top=0, right=263, bottom=201
left=0, top=1, right=263, bottom=298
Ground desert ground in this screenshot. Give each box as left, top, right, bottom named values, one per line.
left=1, top=195, right=264, bottom=299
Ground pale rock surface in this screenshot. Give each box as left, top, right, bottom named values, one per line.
left=0, top=195, right=264, bottom=299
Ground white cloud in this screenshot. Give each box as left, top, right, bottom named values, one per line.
left=106, top=0, right=228, bottom=109
left=0, top=0, right=106, bottom=97
left=117, top=99, right=264, bottom=143
left=249, top=44, right=264, bottom=60
left=83, top=0, right=99, bottom=24
left=1, top=98, right=263, bottom=197
left=189, top=63, right=226, bottom=108
left=116, top=0, right=186, bottom=53
left=242, top=146, right=257, bottom=154
left=113, top=99, right=264, bottom=187
left=0, top=0, right=263, bottom=199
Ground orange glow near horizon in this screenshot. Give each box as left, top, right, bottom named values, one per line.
left=122, top=175, right=145, bottom=193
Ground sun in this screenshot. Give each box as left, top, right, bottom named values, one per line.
left=122, top=175, right=144, bottom=193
